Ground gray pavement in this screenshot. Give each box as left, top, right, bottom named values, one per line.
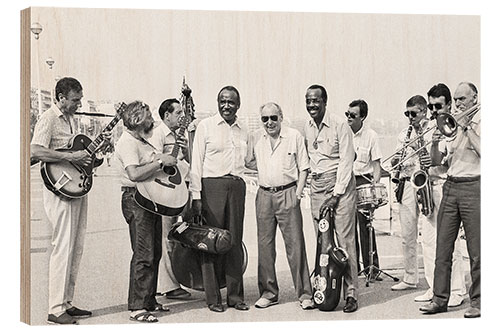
left=28, top=162, right=472, bottom=325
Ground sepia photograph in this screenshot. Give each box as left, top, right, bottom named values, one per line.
left=11, top=0, right=497, bottom=332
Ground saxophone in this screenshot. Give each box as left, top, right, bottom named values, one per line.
left=410, top=126, right=434, bottom=216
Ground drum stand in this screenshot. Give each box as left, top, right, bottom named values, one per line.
left=358, top=204, right=399, bottom=287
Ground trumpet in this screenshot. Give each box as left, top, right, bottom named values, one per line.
left=383, top=103, right=481, bottom=172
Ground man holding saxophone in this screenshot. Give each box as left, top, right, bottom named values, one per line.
left=420, top=82, right=481, bottom=318
left=390, top=91, right=466, bottom=309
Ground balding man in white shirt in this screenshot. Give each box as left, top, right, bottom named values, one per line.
left=245, top=102, right=314, bottom=310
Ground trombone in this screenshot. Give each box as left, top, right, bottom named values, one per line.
left=383, top=103, right=480, bottom=172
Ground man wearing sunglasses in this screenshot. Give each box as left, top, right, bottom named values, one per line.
left=245, top=102, right=314, bottom=310
left=303, top=85, right=358, bottom=313
left=420, top=82, right=480, bottom=318
left=391, top=92, right=466, bottom=309
left=345, top=100, right=383, bottom=279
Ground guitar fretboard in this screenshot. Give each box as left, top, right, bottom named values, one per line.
left=86, top=103, right=125, bottom=155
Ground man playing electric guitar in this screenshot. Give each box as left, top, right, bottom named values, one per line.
left=31, top=77, right=112, bottom=325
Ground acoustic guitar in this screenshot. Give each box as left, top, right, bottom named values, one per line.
left=134, top=116, right=190, bottom=216
left=40, top=102, right=126, bottom=199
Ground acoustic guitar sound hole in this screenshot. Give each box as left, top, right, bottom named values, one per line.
left=163, top=166, right=176, bottom=176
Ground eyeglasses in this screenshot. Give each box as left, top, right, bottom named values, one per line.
left=261, top=115, right=279, bottom=122
left=345, top=112, right=358, bottom=119
left=404, top=110, right=419, bottom=118
left=428, top=103, right=444, bottom=111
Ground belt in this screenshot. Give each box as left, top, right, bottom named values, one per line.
left=205, top=174, right=243, bottom=181
left=447, top=175, right=480, bottom=183
left=121, top=186, right=136, bottom=192
left=260, top=181, right=296, bottom=193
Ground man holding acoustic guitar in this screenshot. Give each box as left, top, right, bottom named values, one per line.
left=115, top=101, right=178, bottom=323
left=31, top=77, right=112, bottom=325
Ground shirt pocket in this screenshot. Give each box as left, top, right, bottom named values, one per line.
left=356, top=146, right=371, bottom=164
left=282, top=152, right=297, bottom=172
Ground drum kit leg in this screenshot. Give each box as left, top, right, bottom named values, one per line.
left=357, top=204, right=399, bottom=287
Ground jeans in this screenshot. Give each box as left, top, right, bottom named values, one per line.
left=121, top=189, right=162, bottom=311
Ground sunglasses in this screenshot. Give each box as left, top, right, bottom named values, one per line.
left=261, top=115, right=279, bottom=122
left=428, top=103, right=444, bottom=111
left=404, top=110, right=420, bottom=118
left=345, top=112, right=358, bottom=119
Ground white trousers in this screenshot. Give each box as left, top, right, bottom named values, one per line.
left=43, top=188, right=88, bottom=315
left=398, top=181, right=466, bottom=295
left=158, top=216, right=181, bottom=292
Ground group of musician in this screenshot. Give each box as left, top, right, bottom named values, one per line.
left=31, top=77, right=481, bottom=324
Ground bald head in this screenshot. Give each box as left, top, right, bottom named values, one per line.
left=454, top=82, right=478, bottom=112
left=260, top=102, right=283, bottom=138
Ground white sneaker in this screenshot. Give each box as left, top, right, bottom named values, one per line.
left=448, top=294, right=465, bottom=307
left=391, top=281, right=417, bottom=291
left=255, top=297, right=278, bottom=309
left=300, top=299, right=315, bottom=310
left=414, top=289, right=433, bottom=302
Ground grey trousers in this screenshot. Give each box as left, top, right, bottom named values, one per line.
left=310, top=172, right=358, bottom=300
left=256, top=185, right=313, bottom=302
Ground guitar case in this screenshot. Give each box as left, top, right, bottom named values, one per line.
left=311, top=208, right=349, bottom=311
left=168, top=217, right=232, bottom=255
left=169, top=215, right=248, bottom=291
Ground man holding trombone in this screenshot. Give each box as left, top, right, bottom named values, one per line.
left=420, top=82, right=481, bottom=318
left=389, top=88, right=465, bottom=309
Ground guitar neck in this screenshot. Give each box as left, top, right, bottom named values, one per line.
left=170, top=125, right=187, bottom=158
left=86, top=114, right=121, bottom=155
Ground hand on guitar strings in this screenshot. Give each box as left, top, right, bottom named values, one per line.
left=69, top=150, right=93, bottom=167
left=319, top=194, right=339, bottom=217
left=95, top=131, right=113, bottom=154
left=157, top=154, right=178, bottom=167
left=175, top=135, right=189, bottom=157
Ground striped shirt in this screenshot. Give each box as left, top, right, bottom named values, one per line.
left=352, top=125, right=382, bottom=176
left=246, top=126, right=310, bottom=187
left=446, top=110, right=481, bottom=177
left=189, top=113, right=248, bottom=200
left=304, top=111, right=355, bottom=195
left=31, top=105, right=76, bottom=149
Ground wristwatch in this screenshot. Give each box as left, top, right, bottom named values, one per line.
left=157, top=159, right=164, bottom=169
left=464, top=125, right=472, bottom=132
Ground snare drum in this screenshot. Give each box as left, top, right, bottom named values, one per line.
left=356, top=183, right=388, bottom=210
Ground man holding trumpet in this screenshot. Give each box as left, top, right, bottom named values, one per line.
left=420, top=82, right=480, bottom=318
left=390, top=89, right=466, bottom=310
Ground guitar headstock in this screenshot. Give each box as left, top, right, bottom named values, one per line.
left=180, top=77, right=195, bottom=122
left=114, top=102, right=127, bottom=118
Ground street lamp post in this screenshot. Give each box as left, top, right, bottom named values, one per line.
left=46, top=57, right=55, bottom=102
left=30, top=23, right=43, bottom=116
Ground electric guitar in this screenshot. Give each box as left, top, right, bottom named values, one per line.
left=40, top=102, right=126, bottom=199
left=134, top=116, right=190, bottom=216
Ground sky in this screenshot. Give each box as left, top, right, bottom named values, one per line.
left=29, top=7, right=480, bottom=125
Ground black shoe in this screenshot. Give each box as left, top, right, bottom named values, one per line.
left=66, top=307, right=92, bottom=318
left=165, top=287, right=191, bottom=299
left=419, top=301, right=447, bottom=314
left=208, top=303, right=225, bottom=312
left=343, top=297, right=358, bottom=313
left=47, top=313, right=77, bottom=325
left=229, top=302, right=249, bottom=311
